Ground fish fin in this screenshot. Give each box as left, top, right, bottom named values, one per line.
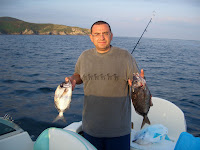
left=53, top=113, right=66, bottom=123
left=141, top=115, right=151, bottom=129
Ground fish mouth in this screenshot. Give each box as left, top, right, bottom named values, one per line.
left=60, top=81, right=71, bottom=88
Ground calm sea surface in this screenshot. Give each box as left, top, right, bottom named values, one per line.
left=0, top=35, right=199, bottom=140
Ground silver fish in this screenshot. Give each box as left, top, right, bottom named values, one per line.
left=53, top=81, right=72, bottom=122
left=131, top=73, right=152, bottom=129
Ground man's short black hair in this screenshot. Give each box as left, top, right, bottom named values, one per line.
left=91, top=21, right=112, bottom=34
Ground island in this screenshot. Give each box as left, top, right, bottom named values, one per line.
left=0, top=17, right=90, bottom=35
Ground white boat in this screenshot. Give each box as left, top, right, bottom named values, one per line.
left=0, top=97, right=187, bottom=150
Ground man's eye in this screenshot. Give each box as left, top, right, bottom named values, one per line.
left=94, top=33, right=100, bottom=36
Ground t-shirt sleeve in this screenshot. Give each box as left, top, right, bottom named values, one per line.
left=74, top=55, right=81, bottom=75
left=127, top=53, right=139, bottom=80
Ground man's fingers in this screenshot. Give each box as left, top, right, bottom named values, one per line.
left=140, top=69, right=144, bottom=78
left=65, top=77, right=69, bottom=82
left=128, top=79, right=132, bottom=86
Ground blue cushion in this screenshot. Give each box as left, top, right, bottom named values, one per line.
left=175, top=132, right=200, bottom=150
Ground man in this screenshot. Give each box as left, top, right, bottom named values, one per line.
left=65, top=21, right=143, bottom=150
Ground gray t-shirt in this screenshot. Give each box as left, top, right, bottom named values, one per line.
left=75, top=46, right=138, bottom=137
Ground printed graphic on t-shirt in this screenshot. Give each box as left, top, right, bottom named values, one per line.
left=82, top=73, right=119, bottom=81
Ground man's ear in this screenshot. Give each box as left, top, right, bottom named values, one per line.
left=110, top=32, right=113, bottom=41
left=89, top=34, right=94, bottom=43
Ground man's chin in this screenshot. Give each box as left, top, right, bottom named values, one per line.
left=97, top=45, right=110, bottom=50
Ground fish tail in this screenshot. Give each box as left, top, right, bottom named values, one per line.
left=141, top=115, right=151, bottom=129
left=53, top=112, right=66, bottom=123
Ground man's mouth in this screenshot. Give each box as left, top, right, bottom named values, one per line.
left=98, top=41, right=106, bottom=44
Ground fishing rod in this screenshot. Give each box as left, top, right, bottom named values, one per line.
left=131, top=11, right=155, bottom=54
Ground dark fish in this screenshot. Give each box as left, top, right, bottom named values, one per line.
left=131, top=73, right=152, bottom=129
left=53, top=81, right=72, bottom=122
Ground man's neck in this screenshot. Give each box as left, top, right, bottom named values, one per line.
left=96, top=45, right=111, bottom=54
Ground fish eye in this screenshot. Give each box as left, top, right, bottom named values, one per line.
left=60, top=84, right=63, bottom=88
left=60, top=82, right=65, bottom=88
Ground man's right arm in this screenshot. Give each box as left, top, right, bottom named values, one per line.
left=65, top=73, right=82, bottom=91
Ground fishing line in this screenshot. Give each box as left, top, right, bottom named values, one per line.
left=131, top=11, right=156, bottom=54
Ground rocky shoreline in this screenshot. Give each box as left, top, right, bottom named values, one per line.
left=0, top=28, right=90, bottom=35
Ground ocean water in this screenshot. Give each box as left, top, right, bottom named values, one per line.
left=0, top=35, right=199, bottom=140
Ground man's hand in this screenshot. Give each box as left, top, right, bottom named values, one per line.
left=65, top=77, right=76, bottom=91
left=65, top=73, right=82, bottom=91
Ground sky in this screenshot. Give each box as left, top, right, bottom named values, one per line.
left=0, top=0, right=200, bottom=41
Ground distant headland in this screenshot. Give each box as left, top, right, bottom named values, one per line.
left=0, top=17, right=90, bottom=35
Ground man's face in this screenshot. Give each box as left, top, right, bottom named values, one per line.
left=90, top=24, right=113, bottom=53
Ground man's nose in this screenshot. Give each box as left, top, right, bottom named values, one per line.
left=100, top=34, right=105, bottom=40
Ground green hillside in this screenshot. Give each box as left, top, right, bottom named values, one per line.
left=0, top=17, right=90, bottom=35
